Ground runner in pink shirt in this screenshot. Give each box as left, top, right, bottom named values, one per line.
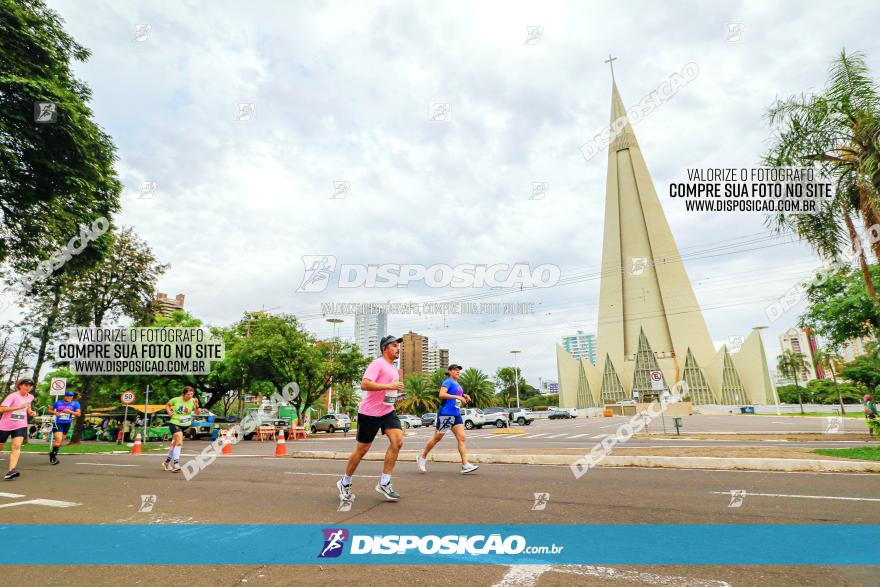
left=1, top=377, right=36, bottom=480
left=337, top=335, right=406, bottom=503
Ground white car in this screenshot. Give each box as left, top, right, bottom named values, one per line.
left=461, top=408, right=485, bottom=430
left=399, top=414, right=422, bottom=429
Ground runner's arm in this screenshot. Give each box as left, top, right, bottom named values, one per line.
left=438, top=386, right=467, bottom=403
left=361, top=378, right=403, bottom=391
left=165, top=401, right=174, bottom=416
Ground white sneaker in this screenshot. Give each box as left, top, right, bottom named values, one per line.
left=336, top=479, right=355, bottom=501
left=416, top=455, right=427, bottom=473
left=461, top=463, right=479, bottom=474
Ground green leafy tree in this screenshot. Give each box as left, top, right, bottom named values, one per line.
left=842, top=353, right=880, bottom=391
left=764, top=49, right=880, bottom=300
left=494, top=366, right=539, bottom=407
left=800, top=265, right=880, bottom=347
left=398, top=373, right=437, bottom=415
left=777, top=350, right=808, bottom=414
left=457, top=367, right=495, bottom=408
left=812, top=348, right=848, bottom=413
left=0, top=0, right=121, bottom=270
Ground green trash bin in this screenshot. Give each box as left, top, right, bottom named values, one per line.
left=673, top=416, right=683, bottom=435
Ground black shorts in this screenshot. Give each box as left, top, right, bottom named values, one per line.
left=52, top=421, right=72, bottom=435
left=168, top=423, right=190, bottom=435
left=356, top=411, right=402, bottom=444
left=0, top=428, right=27, bottom=443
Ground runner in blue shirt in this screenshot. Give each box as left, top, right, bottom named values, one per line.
left=48, top=391, right=81, bottom=465
left=416, top=364, right=479, bottom=474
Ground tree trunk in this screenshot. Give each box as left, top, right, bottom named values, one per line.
left=794, top=378, right=805, bottom=415
left=31, top=285, right=63, bottom=383
left=844, top=211, right=879, bottom=302
left=858, top=181, right=880, bottom=262
left=828, top=363, right=847, bottom=415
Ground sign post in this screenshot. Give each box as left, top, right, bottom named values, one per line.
left=120, top=391, right=135, bottom=444
left=49, top=378, right=67, bottom=396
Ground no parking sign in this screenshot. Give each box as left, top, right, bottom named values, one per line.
left=50, top=378, right=67, bottom=396
left=649, top=370, right=664, bottom=391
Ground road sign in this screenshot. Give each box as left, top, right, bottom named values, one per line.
left=120, top=391, right=136, bottom=404
left=649, top=370, right=664, bottom=391
left=49, top=378, right=67, bottom=396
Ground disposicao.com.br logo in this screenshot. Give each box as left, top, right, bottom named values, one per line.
left=319, top=528, right=563, bottom=558
left=297, top=256, right=561, bottom=292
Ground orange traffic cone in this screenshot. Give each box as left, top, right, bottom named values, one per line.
left=274, top=427, right=286, bottom=457
left=131, top=432, right=142, bottom=455
left=221, top=429, right=233, bottom=455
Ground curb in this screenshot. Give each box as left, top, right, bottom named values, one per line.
left=285, top=450, right=880, bottom=473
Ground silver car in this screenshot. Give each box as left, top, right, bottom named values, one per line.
left=399, top=414, right=422, bottom=429
left=310, top=413, right=351, bottom=433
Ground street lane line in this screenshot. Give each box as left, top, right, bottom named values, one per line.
left=568, top=434, right=590, bottom=439
left=544, top=434, right=569, bottom=439
left=0, top=498, right=80, bottom=509
left=285, top=471, right=379, bottom=478
left=524, top=433, right=549, bottom=438
left=495, top=564, right=730, bottom=587
left=710, top=491, right=880, bottom=502
left=0, top=492, right=25, bottom=498
left=75, top=462, right=139, bottom=467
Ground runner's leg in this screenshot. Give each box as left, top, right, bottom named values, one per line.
left=345, top=441, right=371, bottom=477
left=421, top=430, right=445, bottom=458
left=451, top=424, right=468, bottom=465
left=8, top=435, right=24, bottom=471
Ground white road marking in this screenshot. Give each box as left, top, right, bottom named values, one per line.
left=0, top=498, right=80, bottom=509
left=0, top=492, right=25, bottom=498
left=285, top=471, right=379, bottom=478
left=544, top=434, right=569, bottom=439
left=494, top=564, right=730, bottom=586
left=75, top=462, right=139, bottom=467
left=590, top=434, right=606, bottom=439
left=523, top=433, right=549, bottom=438
left=710, top=491, right=880, bottom=502
left=568, top=434, right=591, bottom=439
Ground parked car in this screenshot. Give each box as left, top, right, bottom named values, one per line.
left=479, top=407, right=509, bottom=428
left=399, top=414, right=422, bottom=429
left=310, top=413, right=351, bottom=433
left=508, top=408, right=534, bottom=425
left=461, top=408, right=484, bottom=430
left=421, top=413, right=437, bottom=427
left=548, top=408, right=575, bottom=420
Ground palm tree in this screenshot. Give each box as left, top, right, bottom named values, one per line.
left=813, top=347, right=847, bottom=414
left=458, top=368, right=495, bottom=408
left=397, top=374, right=438, bottom=415
left=764, top=49, right=880, bottom=301
left=778, top=350, right=808, bottom=414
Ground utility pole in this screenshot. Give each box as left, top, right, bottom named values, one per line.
left=510, top=350, right=522, bottom=409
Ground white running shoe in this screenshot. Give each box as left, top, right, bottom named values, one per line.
left=162, top=460, right=171, bottom=471
left=375, top=482, right=400, bottom=501
left=416, top=455, right=427, bottom=473
left=336, top=479, right=355, bottom=501
left=461, top=463, right=479, bottom=474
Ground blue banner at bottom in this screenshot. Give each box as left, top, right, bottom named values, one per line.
left=1, top=524, right=876, bottom=565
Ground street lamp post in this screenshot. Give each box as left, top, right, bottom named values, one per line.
left=510, top=350, right=521, bottom=409
left=326, top=318, right=344, bottom=413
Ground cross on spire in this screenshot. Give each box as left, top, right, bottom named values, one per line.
left=604, top=53, right=618, bottom=82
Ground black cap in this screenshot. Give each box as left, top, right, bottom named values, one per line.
left=380, top=335, right=403, bottom=351
left=16, top=377, right=35, bottom=387
left=446, top=364, right=463, bottom=373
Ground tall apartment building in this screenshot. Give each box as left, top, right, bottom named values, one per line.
left=153, top=292, right=185, bottom=318
left=353, top=310, right=387, bottom=359
left=778, top=327, right=820, bottom=384
left=400, top=331, right=429, bottom=378
left=424, top=342, right=450, bottom=373
left=561, top=330, right=597, bottom=365
left=840, top=335, right=874, bottom=363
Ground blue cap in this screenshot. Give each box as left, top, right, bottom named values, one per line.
left=64, top=391, right=74, bottom=396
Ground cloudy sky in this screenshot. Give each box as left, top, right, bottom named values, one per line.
left=37, top=0, right=880, bottom=385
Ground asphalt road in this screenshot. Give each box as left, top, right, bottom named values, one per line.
left=1, top=447, right=878, bottom=586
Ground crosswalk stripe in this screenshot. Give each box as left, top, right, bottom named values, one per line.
left=524, top=433, right=549, bottom=438
left=568, top=433, right=590, bottom=439
left=544, top=434, right=568, bottom=439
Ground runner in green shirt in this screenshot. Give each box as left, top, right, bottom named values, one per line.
left=163, top=386, right=199, bottom=472
left=865, top=394, right=878, bottom=419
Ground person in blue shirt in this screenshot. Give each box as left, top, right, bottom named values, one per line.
left=48, top=391, right=80, bottom=465
left=416, top=364, right=479, bottom=475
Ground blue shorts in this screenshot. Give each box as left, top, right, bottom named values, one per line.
left=53, top=421, right=72, bottom=434
left=435, top=414, right=463, bottom=432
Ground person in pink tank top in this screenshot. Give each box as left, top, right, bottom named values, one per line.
left=337, top=335, right=406, bottom=503
left=1, top=377, right=36, bottom=480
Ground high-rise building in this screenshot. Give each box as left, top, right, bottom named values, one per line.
left=354, top=310, right=387, bottom=359
left=425, top=343, right=451, bottom=373
left=556, top=72, right=773, bottom=408
left=840, top=335, right=874, bottom=363
left=153, top=292, right=185, bottom=317
left=400, top=331, right=429, bottom=378
left=778, top=327, right=820, bottom=383
left=561, top=331, right=597, bottom=365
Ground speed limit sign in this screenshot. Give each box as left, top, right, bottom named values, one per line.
left=120, top=391, right=136, bottom=404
